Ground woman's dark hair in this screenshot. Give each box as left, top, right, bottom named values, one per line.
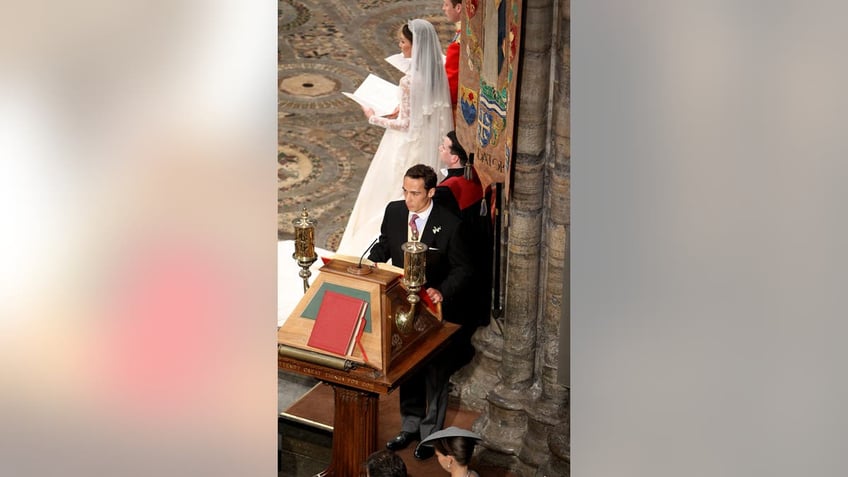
left=431, top=436, right=477, bottom=466
left=402, top=23, right=413, bottom=43
left=365, top=449, right=407, bottom=477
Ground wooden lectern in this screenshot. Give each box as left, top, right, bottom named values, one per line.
left=278, top=258, right=459, bottom=477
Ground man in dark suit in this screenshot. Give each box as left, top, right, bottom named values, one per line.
left=436, top=131, right=493, bottom=331
left=368, top=164, right=473, bottom=460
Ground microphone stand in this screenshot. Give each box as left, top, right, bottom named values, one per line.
left=347, top=237, right=379, bottom=275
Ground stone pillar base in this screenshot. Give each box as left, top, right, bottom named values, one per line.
left=450, top=325, right=504, bottom=411
left=520, top=379, right=568, bottom=468
left=537, top=421, right=570, bottom=477
left=476, top=447, right=523, bottom=476
left=477, top=381, right=536, bottom=454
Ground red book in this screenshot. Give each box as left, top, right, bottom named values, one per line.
left=307, top=290, right=367, bottom=356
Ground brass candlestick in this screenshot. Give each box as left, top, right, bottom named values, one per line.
left=292, top=207, right=317, bottom=293
left=395, top=241, right=428, bottom=334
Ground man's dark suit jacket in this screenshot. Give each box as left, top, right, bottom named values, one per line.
left=368, top=200, right=473, bottom=325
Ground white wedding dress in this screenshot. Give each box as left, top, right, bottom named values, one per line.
left=338, top=76, right=429, bottom=255
left=337, top=19, right=453, bottom=256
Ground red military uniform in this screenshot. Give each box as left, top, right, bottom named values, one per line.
left=439, top=166, right=492, bottom=332
left=445, top=25, right=461, bottom=111
left=440, top=167, right=482, bottom=212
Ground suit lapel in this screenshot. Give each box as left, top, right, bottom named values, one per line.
left=382, top=202, right=407, bottom=265
left=391, top=202, right=408, bottom=245
left=420, top=205, right=439, bottom=245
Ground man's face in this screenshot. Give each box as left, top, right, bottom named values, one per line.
left=442, top=0, right=462, bottom=23
left=402, top=176, right=434, bottom=213
left=438, top=136, right=455, bottom=167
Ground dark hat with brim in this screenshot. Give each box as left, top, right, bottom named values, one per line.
left=417, top=426, right=482, bottom=450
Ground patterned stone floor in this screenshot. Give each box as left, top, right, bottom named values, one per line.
left=278, top=0, right=458, bottom=251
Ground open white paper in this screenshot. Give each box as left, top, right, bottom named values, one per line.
left=341, top=74, right=399, bottom=117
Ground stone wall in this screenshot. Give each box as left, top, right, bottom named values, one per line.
left=452, top=0, right=569, bottom=475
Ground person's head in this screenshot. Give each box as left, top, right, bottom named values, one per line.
left=406, top=19, right=449, bottom=133
left=398, top=23, right=413, bottom=58
left=432, top=435, right=477, bottom=472
left=408, top=19, right=441, bottom=65
left=442, top=0, right=463, bottom=23
left=365, top=449, right=407, bottom=477
left=439, top=130, right=468, bottom=168
left=403, top=164, right=437, bottom=213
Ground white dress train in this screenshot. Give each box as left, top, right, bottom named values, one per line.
left=336, top=75, right=445, bottom=256
left=337, top=19, right=453, bottom=256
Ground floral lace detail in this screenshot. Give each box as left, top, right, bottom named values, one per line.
left=368, top=75, right=411, bottom=132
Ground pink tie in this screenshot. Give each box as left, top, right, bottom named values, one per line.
left=409, top=214, right=420, bottom=241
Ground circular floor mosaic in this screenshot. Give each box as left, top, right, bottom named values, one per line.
left=279, top=0, right=452, bottom=250
left=279, top=0, right=310, bottom=32
left=279, top=73, right=338, bottom=97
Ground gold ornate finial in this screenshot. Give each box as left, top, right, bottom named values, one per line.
left=292, top=207, right=318, bottom=293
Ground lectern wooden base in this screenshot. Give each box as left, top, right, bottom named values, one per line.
left=279, top=258, right=458, bottom=476
left=314, top=385, right=378, bottom=477
left=279, top=324, right=458, bottom=477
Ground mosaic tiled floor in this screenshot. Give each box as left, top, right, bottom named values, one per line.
left=278, top=0, right=458, bottom=251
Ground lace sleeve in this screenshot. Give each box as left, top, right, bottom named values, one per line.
left=368, top=75, right=410, bottom=131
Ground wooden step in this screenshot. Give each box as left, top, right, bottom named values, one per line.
left=282, top=383, right=516, bottom=476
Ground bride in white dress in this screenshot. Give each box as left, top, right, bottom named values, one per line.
left=336, top=19, right=453, bottom=256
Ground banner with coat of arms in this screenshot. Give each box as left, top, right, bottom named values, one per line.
left=455, top=0, right=522, bottom=197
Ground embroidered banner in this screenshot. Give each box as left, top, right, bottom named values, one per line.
left=455, top=0, right=522, bottom=196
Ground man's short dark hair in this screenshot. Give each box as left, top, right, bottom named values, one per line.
left=450, top=0, right=463, bottom=6
left=446, top=130, right=468, bottom=166
left=405, top=164, right=438, bottom=190
left=365, top=449, right=407, bottom=477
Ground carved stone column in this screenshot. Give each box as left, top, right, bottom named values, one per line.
left=520, top=0, right=570, bottom=475
left=451, top=324, right=504, bottom=411
left=475, top=0, right=553, bottom=466
left=519, top=157, right=568, bottom=472
left=537, top=417, right=570, bottom=477
left=476, top=168, right=545, bottom=461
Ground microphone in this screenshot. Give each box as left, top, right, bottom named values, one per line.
left=358, top=237, right=379, bottom=268
left=348, top=237, right=379, bottom=275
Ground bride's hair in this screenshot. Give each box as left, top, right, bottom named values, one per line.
left=401, top=23, right=412, bottom=43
